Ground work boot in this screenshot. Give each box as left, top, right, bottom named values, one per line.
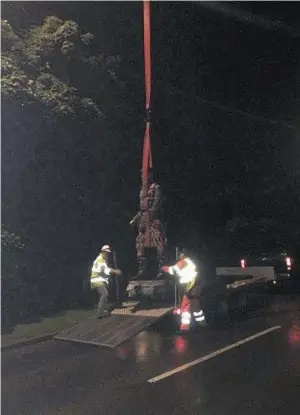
left=97, top=310, right=110, bottom=319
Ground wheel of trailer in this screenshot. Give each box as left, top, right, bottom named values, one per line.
left=232, top=292, right=249, bottom=321
left=205, top=297, right=230, bottom=328
left=215, top=298, right=229, bottom=319
left=220, top=297, right=234, bottom=327
left=237, top=292, right=248, bottom=311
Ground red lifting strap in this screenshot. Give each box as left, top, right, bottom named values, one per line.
left=143, top=0, right=151, bottom=111
left=142, top=123, right=151, bottom=180
left=142, top=0, right=152, bottom=247
left=142, top=0, right=152, bottom=181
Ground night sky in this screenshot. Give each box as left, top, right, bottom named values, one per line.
left=2, top=2, right=300, bottom=278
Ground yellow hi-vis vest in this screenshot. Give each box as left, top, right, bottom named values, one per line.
left=90, top=253, right=112, bottom=289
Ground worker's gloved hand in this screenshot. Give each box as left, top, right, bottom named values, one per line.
left=129, top=220, right=134, bottom=226
left=113, top=269, right=122, bottom=276
left=161, top=266, right=169, bottom=274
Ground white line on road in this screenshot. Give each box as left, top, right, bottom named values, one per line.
left=148, top=325, right=281, bottom=384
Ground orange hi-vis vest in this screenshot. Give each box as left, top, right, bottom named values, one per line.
left=165, top=257, right=198, bottom=290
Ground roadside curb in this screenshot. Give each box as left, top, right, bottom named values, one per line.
left=1, top=332, right=57, bottom=352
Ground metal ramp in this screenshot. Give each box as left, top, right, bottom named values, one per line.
left=54, top=302, right=173, bottom=348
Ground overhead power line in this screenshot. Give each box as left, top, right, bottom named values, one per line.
left=195, top=95, right=296, bottom=130
left=157, top=80, right=296, bottom=130
left=199, top=2, right=300, bottom=38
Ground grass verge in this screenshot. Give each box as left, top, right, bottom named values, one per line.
left=1, top=308, right=95, bottom=348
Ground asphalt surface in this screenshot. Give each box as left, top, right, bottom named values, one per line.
left=2, top=294, right=300, bottom=415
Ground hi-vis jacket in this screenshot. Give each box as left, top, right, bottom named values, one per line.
left=90, top=253, right=112, bottom=289
left=164, top=257, right=198, bottom=290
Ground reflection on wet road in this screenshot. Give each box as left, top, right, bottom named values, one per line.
left=2, top=294, right=300, bottom=415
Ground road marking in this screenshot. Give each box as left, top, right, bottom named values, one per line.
left=147, top=325, right=281, bottom=383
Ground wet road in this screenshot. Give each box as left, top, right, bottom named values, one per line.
left=2, top=294, right=300, bottom=415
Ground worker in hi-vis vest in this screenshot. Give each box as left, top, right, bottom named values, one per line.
left=162, top=252, right=200, bottom=330
left=90, top=245, right=121, bottom=318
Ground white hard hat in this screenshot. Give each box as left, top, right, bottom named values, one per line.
left=101, top=245, right=112, bottom=253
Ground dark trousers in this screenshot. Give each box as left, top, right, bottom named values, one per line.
left=108, top=273, right=127, bottom=304
left=95, top=283, right=108, bottom=316
left=178, top=283, right=200, bottom=312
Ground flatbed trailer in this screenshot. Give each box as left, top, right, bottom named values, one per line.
left=55, top=272, right=273, bottom=348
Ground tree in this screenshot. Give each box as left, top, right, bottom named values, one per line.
left=1, top=16, right=130, bottom=315
left=1, top=227, right=26, bottom=330
left=1, top=17, right=117, bottom=118
left=1, top=227, right=24, bottom=281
